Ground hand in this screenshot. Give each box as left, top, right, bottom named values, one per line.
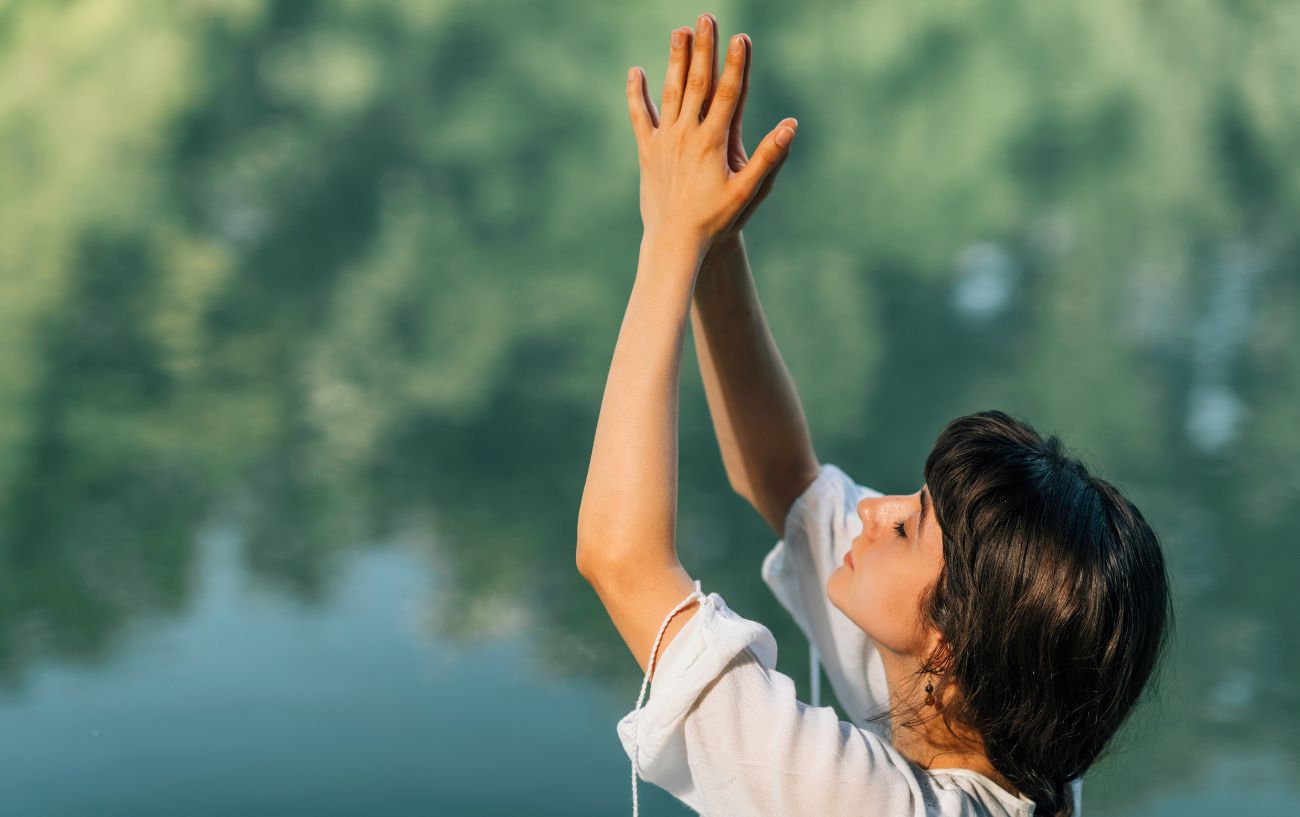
left=626, top=13, right=798, bottom=252
left=704, top=19, right=793, bottom=242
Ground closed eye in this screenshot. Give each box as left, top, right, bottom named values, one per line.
left=894, top=519, right=907, bottom=538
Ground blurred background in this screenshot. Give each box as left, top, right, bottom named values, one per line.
left=1, top=0, right=1297, bottom=814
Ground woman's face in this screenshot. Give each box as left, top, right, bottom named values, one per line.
left=826, top=485, right=947, bottom=659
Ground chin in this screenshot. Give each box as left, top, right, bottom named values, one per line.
left=825, top=570, right=845, bottom=609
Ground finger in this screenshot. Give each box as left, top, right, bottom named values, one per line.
left=728, top=35, right=752, bottom=165
left=728, top=148, right=786, bottom=234
left=680, top=14, right=715, bottom=123
left=638, top=67, right=660, bottom=128
left=626, top=67, right=655, bottom=144
left=704, top=32, right=747, bottom=135
left=734, top=144, right=788, bottom=227
left=750, top=143, right=789, bottom=203
left=660, top=26, right=692, bottom=124
left=732, top=118, right=797, bottom=205
left=699, top=12, right=720, bottom=119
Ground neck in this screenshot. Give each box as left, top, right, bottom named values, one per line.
left=877, top=649, right=1021, bottom=799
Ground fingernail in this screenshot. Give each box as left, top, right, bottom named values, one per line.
left=775, top=127, right=794, bottom=148
left=698, top=14, right=708, bottom=33
left=730, top=35, right=742, bottom=54
left=672, top=29, right=683, bottom=48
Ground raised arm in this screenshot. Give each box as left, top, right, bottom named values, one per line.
left=576, top=13, right=798, bottom=679
left=691, top=234, right=819, bottom=537
left=683, top=17, right=818, bottom=537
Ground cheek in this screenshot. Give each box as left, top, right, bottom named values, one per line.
left=834, top=540, right=932, bottom=655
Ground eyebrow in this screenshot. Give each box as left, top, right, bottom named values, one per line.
left=918, top=486, right=929, bottom=538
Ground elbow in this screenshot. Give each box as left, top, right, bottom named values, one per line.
left=574, top=503, right=638, bottom=579
left=575, top=531, right=646, bottom=587
left=575, top=531, right=596, bottom=580
left=575, top=501, right=610, bottom=579
left=575, top=545, right=590, bottom=581
left=575, top=488, right=630, bottom=578
left=576, top=546, right=599, bottom=583
left=576, top=545, right=622, bottom=589
left=575, top=529, right=615, bottom=583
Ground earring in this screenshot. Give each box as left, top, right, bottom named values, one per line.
left=924, top=675, right=935, bottom=707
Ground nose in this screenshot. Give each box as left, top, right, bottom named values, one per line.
left=856, top=494, right=908, bottom=535
left=857, top=495, right=889, bottom=518
left=856, top=496, right=882, bottom=533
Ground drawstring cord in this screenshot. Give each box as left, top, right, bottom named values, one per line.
left=631, top=578, right=709, bottom=817
left=809, top=642, right=821, bottom=707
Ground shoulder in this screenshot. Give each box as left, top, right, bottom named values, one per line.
left=619, top=592, right=929, bottom=815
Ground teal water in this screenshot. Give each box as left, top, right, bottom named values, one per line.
left=0, top=533, right=639, bottom=814
left=1, top=1, right=1298, bottom=814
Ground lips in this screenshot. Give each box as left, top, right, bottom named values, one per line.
left=843, top=549, right=854, bottom=568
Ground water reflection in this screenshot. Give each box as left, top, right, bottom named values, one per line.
left=0, top=527, right=645, bottom=814
left=1185, top=241, right=1260, bottom=452
left=1, top=1, right=1298, bottom=814
left=951, top=242, right=1018, bottom=321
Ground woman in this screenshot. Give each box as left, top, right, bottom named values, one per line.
left=575, top=13, right=1172, bottom=817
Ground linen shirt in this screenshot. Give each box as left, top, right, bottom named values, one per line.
left=616, top=462, right=1084, bottom=816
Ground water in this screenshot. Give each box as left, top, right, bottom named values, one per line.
left=0, top=528, right=639, bottom=815
left=2, top=1, right=1298, bottom=814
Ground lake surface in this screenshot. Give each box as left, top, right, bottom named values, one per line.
left=1, top=1, right=1298, bottom=814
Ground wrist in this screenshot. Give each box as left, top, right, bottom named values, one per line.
left=700, top=232, right=744, bottom=270
left=636, top=230, right=708, bottom=294
left=640, top=229, right=710, bottom=267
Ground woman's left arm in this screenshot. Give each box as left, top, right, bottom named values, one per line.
left=575, top=14, right=797, bottom=678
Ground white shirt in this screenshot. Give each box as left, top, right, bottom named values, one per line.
left=617, top=462, right=1084, bottom=816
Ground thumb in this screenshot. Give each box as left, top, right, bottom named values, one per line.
left=733, top=118, right=797, bottom=203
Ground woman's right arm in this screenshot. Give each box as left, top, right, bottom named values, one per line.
left=690, top=232, right=820, bottom=537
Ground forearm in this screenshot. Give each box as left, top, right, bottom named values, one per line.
left=690, top=233, right=818, bottom=535
left=576, top=233, right=704, bottom=572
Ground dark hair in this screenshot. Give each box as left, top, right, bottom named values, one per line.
left=878, top=410, right=1174, bottom=817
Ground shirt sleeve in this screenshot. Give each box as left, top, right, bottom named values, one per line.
left=615, top=591, right=938, bottom=817
left=760, top=462, right=893, bottom=737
